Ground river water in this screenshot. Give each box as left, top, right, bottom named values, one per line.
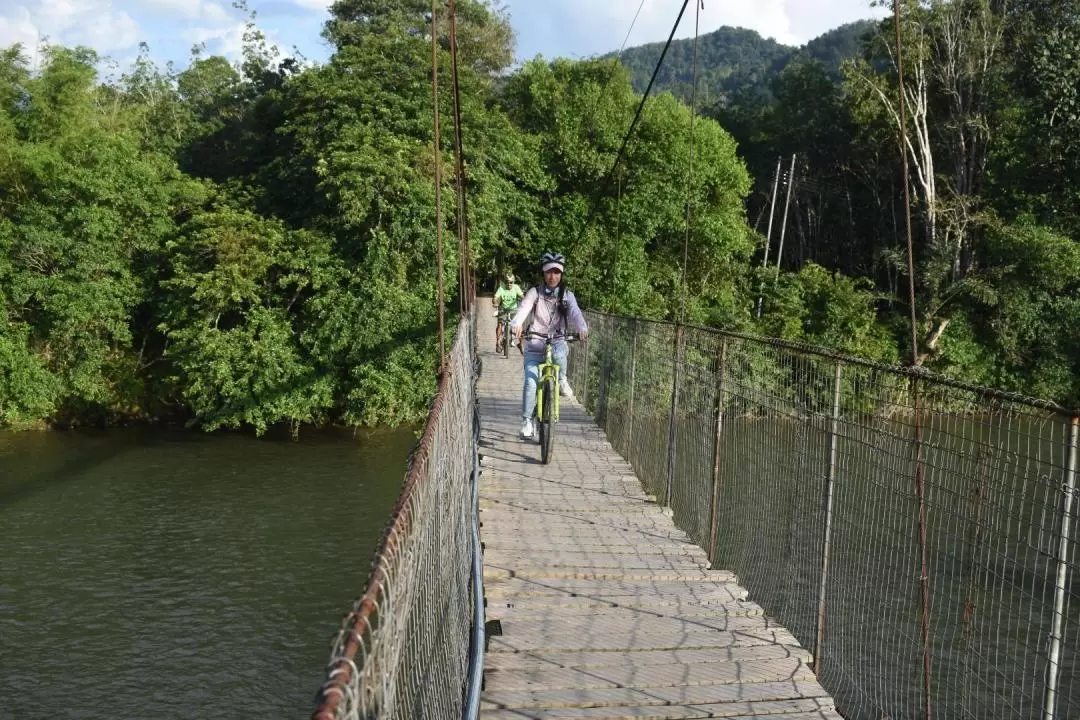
left=0, top=426, right=416, bottom=719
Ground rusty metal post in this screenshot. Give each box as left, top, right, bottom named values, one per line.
left=665, top=324, right=685, bottom=508
left=707, top=338, right=729, bottom=564
left=447, top=0, right=469, bottom=313
left=580, top=324, right=591, bottom=407
left=814, top=359, right=843, bottom=674
left=595, top=316, right=608, bottom=425
left=626, top=321, right=638, bottom=453
left=429, top=0, right=445, bottom=367
left=911, top=373, right=933, bottom=719
left=1044, top=415, right=1080, bottom=720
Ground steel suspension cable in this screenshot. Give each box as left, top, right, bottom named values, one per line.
left=892, top=1, right=933, bottom=718
left=583, top=0, right=693, bottom=231
left=582, top=0, right=649, bottom=136
left=431, top=0, right=446, bottom=366
left=448, top=0, right=470, bottom=313
left=678, top=0, right=703, bottom=324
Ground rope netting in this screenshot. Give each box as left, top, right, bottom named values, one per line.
left=568, top=310, right=1080, bottom=720
left=312, top=314, right=479, bottom=720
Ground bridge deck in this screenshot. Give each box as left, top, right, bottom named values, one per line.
left=476, top=310, right=841, bottom=720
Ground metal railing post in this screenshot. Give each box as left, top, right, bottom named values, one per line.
left=596, top=316, right=608, bottom=424
left=708, top=338, right=729, bottom=564
left=1044, top=415, right=1080, bottom=720
left=911, top=373, right=933, bottom=720
left=814, top=359, right=843, bottom=674
left=580, top=325, right=591, bottom=407
left=626, top=321, right=638, bottom=453
left=665, top=324, right=685, bottom=508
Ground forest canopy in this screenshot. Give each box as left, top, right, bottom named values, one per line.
left=1, top=0, right=1077, bottom=433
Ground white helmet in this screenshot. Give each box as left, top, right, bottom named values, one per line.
left=540, top=251, right=566, bottom=273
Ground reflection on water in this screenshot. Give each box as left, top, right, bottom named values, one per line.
left=0, top=426, right=416, bottom=720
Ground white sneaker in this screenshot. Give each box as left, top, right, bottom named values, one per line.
left=520, top=419, right=534, bottom=438
left=559, top=378, right=574, bottom=400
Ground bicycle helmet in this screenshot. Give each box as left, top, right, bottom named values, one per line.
left=540, top=251, right=566, bottom=273
left=505, top=271, right=516, bottom=283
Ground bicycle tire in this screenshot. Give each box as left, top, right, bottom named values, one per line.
left=501, top=318, right=510, bottom=358
left=540, top=379, right=554, bottom=464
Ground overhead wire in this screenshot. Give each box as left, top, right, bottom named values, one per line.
left=584, top=0, right=694, bottom=232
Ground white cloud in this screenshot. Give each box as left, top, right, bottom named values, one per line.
left=0, top=7, right=40, bottom=54
left=0, top=0, right=144, bottom=57
left=141, top=0, right=203, bottom=16
left=184, top=20, right=290, bottom=63
left=141, top=0, right=231, bottom=23
left=185, top=21, right=247, bottom=59
left=69, top=10, right=141, bottom=52
left=289, top=0, right=333, bottom=10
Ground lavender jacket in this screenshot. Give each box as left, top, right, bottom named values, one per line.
left=511, top=286, right=588, bottom=355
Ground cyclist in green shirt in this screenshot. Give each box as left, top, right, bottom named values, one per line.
left=493, top=272, right=524, bottom=352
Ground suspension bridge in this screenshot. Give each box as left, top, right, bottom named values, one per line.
left=311, top=304, right=1080, bottom=720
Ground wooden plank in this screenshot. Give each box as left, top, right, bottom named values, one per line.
left=482, top=541, right=708, bottom=557
left=488, top=627, right=802, bottom=653
left=486, top=595, right=763, bottom=617
left=484, top=657, right=816, bottom=691
left=479, top=679, right=833, bottom=710
left=482, top=645, right=813, bottom=671
left=481, top=557, right=708, bottom=569
left=484, top=567, right=726, bottom=582
left=480, top=698, right=840, bottom=719
left=483, top=577, right=749, bottom=602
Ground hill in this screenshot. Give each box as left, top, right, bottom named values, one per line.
left=609, top=20, right=876, bottom=106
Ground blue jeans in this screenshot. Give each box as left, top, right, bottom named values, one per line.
left=522, top=345, right=567, bottom=421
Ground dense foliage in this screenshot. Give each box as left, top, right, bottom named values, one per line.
left=1, top=0, right=1077, bottom=433
left=712, top=0, right=1080, bottom=404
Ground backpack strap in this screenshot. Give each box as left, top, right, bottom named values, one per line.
left=524, top=285, right=566, bottom=336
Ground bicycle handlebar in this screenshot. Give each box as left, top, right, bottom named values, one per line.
left=522, top=331, right=582, bottom=342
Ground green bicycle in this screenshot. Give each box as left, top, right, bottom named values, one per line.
left=496, top=306, right=520, bottom=358
left=523, top=330, right=580, bottom=464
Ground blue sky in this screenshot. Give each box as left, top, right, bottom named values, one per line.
left=0, top=0, right=887, bottom=75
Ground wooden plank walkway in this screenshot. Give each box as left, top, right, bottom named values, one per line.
left=475, top=309, right=842, bottom=720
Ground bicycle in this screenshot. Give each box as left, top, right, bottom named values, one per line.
left=496, top=306, right=521, bottom=358
left=522, top=330, right=580, bottom=464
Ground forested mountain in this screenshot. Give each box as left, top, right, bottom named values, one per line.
left=611, top=20, right=876, bottom=106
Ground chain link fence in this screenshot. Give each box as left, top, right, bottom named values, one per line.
left=567, top=310, right=1080, bottom=720
left=312, top=314, right=480, bottom=720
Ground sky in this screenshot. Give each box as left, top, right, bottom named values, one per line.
left=0, top=0, right=888, bottom=75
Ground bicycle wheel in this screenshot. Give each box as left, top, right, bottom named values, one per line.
left=501, top=318, right=510, bottom=358
left=540, top=378, right=555, bottom=464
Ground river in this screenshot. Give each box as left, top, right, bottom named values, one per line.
left=0, top=425, right=416, bottom=719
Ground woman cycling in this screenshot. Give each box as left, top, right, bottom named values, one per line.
left=511, top=251, right=588, bottom=439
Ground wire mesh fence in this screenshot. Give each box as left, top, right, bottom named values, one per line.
left=312, top=314, right=479, bottom=720
left=567, top=310, right=1080, bottom=720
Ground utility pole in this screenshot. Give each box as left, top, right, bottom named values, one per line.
left=756, top=156, right=783, bottom=318
left=773, top=153, right=797, bottom=280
